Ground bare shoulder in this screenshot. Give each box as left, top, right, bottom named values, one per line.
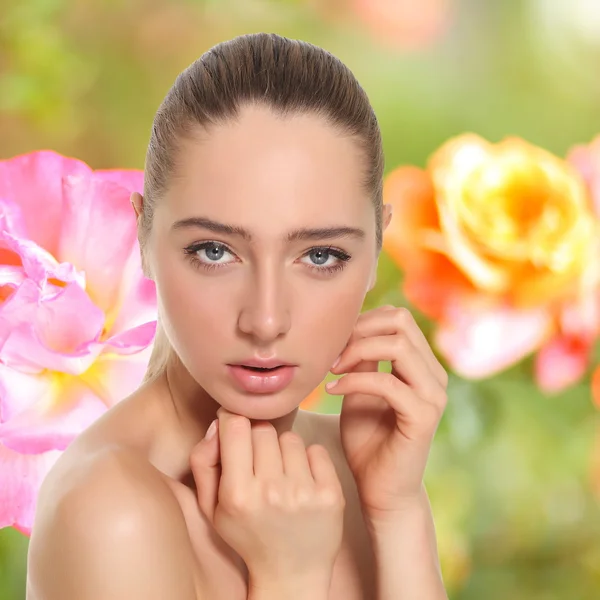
left=27, top=445, right=199, bottom=600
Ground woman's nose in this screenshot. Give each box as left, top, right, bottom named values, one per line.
left=237, top=270, right=291, bottom=342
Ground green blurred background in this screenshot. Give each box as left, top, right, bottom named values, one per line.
left=1, top=0, right=600, bottom=598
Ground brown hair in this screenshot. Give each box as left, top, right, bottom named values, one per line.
left=139, top=32, right=385, bottom=382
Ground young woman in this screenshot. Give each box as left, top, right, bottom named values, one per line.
left=26, top=33, right=449, bottom=600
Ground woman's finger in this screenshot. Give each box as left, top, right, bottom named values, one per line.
left=332, top=334, right=443, bottom=405
left=279, top=431, right=313, bottom=482
left=306, top=444, right=343, bottom=494
left=217, top=408, right=253, bottom=487
left=329, top=371, right=443, bottom=433
left=339, top=306, right=447, bottom=388
left=189, top=419, right=221, bottom=523
left=251, top=422, right=284, bottom=477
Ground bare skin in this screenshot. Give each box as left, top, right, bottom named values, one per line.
left=27, top=370, right=376, bottom=600
left=27, top=104, right=396, bottom=599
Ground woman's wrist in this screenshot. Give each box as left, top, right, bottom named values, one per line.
left=247, top=569, right=333, bottom=600
left=363, top=489, right=447, bottom=600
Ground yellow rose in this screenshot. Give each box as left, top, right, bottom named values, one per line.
left=427, top=134, right=598, bottom=306
left=383, top=134, right=600, bottom=384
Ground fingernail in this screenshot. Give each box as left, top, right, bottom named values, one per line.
left=332, top=354, right=342, bottom=369
left=205, top=420, right=218, bottom=440
left=326, top=380, right=339, bottom=391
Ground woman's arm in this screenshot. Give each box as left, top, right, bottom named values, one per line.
left=27, top=448, right=200, bottom=600
left=366, top=486, right=448, bottom=600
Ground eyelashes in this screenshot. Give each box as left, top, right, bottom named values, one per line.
left=183, top=240, right=352, bottom=275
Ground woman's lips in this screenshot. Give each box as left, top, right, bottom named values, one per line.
left=227, top=365, right=296, bottom=394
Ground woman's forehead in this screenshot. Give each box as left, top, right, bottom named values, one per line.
left=163, top=107, right=371, bottom=226
left=177, top=105, right=364, bottom=179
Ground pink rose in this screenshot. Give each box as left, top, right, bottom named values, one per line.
left=0, top=151, right=157, bottom=534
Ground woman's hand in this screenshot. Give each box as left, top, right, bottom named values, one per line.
left=190, top=408, right=345, bottom=595
left=329, top=305, right=448, bottom=524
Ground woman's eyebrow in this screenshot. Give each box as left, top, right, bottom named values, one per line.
left=171, top=216, right=365, bottom=242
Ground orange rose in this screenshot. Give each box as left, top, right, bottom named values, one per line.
left=384, top=134, right=600, bottom=388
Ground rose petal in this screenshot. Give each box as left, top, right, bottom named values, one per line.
left=534, top=336, right=591, bottom=393
left=0, top=363, right=49, bottom=423
left=80, top=345, right=153, bottom=408
left=101, top=320, right=157, bottom=354
left=104, top=242, right=157, bottom=336
left=383, top=166, right=441, bottom=269
left=560, top=292, right=600, bottom=341
left=402, top=252, right=474, bottom=320
left=0, top=151, right=92, bottom=255
left=0, top=442, right=61, bottom=534
left=435, top=299, right=553, bottom=378
left=0, top=281, right=105, bottom=374
left=57, top=174, right=139, bottom=314
left=0, top=197, right=27, bottom=237
left=0, top=230, right=85, bottom=289
left=0, top=372, right=108, bottom=454
left=0, top=265, right=24, bottom=289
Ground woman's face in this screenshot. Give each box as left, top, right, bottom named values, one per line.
left=147, top=104, right=384, bottom=419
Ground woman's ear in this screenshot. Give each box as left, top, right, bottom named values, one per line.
left=368, top=271, right=377, bottom=292
left=130, top=192, right=144, bottom=218
left=367, top=205, right=393, bottom=292
left=130, top=192, right=153, bottom=279
left=382, top=203, right=393, bottom=233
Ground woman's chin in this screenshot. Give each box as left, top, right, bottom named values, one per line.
left=216, top=389, right=304, bottom=421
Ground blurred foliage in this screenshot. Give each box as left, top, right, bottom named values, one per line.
left=1, top=0, right=600, bottom=598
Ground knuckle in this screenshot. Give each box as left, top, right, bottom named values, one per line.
left=432, top=388, right=448, bottom=409
left=221, top=488, right=251, bottom=515
left=291, top=485, right=313, bottom=508
left=393, top=306, right=413, bottom=328
left=422, top=400, right=443, bottom=424
left=349, top=328, right=363, bottom=344
left=439, top=368, right=449, bottom=388
left=393, top=333, right=410, bottom=353
left=263, top=480, right=284, bottom=507
left=382, top=372, right=399, bottom=391
left=189, top=446, right=203, bottom=468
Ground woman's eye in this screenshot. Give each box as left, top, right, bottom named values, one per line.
left=306, top=248, right=333, bottom=266
left=194, top=242, right=236, bottom=264
left=299, top=247, right=351, bottom=272
left=184, top=242, right=351, bottom=274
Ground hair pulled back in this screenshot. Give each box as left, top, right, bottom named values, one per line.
left=140, top=33, right=384, bottom=382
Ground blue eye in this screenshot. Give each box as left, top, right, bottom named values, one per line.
left=184, top=241, right=237, bottom=270
left=183, top=242, right=351, bottom=275
left=200, top=242, right=230, bottom=262
left=308, top=248, right=330, bottom=265
left=300, top=246, right=352, bottom=274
